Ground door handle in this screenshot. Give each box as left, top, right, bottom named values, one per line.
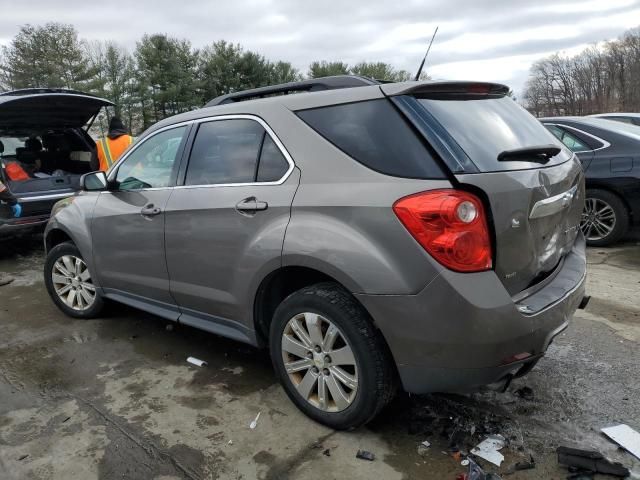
left=140, top=203, right=162, bottom=217
left=236, top=197, right=268, bottom=214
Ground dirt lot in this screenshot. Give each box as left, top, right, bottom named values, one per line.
left=0, top=235, right=639, bottom=480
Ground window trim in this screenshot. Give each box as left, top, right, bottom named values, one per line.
left=176, top=114, right=295, bottom=189
left=106, top=121, right=192, bottom=191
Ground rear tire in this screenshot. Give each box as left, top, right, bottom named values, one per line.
left=581, top=189, right=629, bottom=247
left=44, top=242, right=105, bottom=319
left=269, top=282, right=396, bottom=429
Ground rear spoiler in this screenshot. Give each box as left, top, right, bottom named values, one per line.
left=380, top=81, right=510, bottom=100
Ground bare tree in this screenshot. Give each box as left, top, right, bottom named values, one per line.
left=523, top=27, right=640, bottom=116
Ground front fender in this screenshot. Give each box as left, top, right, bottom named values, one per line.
left=45, top=192, right=100, bottom=284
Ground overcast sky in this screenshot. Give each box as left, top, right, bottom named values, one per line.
left=1, top=0, right=639, bottom=95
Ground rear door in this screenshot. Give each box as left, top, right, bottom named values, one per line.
left=386, top=84, right=584, bottom=295
left=164, top=116, right=298, bottom=338
left=91, top=125, right=188, bottom=316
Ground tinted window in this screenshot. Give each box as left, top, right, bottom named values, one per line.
left=419, top=97, right=571, bottom=172
left=186, top=119, right=263, bottom=186
left=545, top=125, right=589, bottom=152
left=257, top=135, right=289, bottom=182
left=297, top=99, right=444, bottom=179
left=115, top=126, right=186, bottom=191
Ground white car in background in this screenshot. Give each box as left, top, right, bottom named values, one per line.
left=589, top=113, right=640, bottom=126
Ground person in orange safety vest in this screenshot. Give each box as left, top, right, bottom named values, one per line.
left=91, top=117, right=133, bottom=172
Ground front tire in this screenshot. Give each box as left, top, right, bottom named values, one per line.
left=44, top=242, right=104, bottom=319
left=269, top=282, right=396, bottom=429
left=581, top=189, right=629, bottom=247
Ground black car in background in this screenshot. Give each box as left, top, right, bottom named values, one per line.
left=0, top=89, right=113, bottom=237
left=542, top=117, right=640, bottom=246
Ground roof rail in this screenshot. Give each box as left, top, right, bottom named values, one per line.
left=205, top=75, right=380, bottom=107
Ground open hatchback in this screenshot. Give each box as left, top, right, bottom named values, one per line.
left=0, top=88, right=113, bottom=236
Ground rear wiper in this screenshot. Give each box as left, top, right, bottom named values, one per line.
left=497, top=144, right=561, bottom=163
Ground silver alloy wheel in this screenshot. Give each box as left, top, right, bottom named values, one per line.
left=52, top=255, right=96, bottom=311
left=281, top=312, right=358, bottom=412
left=580, top=197, right=616, bottom=241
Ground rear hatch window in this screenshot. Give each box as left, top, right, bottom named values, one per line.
left=417, top=96, right=572, bottom=172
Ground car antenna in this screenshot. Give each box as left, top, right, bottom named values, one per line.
left=414, top=26, right=439, bottom=81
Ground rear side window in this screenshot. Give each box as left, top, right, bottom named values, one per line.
left=418, top=97, right=571, bottom=172
left=257, top=135, right=289, bottom=182
left=545, top=125, right=590, bottom=152
left=185, top=118, right=291, bottom=186
left=296, top=99, right=445, bottom=179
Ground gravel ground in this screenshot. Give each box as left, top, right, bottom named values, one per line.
left=0, top=234, right=638, bottom=480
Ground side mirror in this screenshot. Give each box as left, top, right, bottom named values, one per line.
left=81, top=171, right=108, bottom=191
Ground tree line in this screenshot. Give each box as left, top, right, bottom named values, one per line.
left=523, top=27, right=640, bottom=117
left=0, top=23, right=415, bottom=134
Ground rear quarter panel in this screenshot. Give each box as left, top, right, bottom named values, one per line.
left=257, top=103, right=450, bottom=295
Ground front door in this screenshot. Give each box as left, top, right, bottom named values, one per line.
left=91, top=125, right=189, bottom=318
left=164, top=117, right=298, bottom=339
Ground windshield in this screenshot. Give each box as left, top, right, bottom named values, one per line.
left=418, top=96, right=572, bottom=172
left=0, top=136, right=27, bottom=156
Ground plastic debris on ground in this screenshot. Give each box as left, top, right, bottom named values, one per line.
left=249, top=412, right=261, bottom=429
left=456, top=458, right=502, bottom=480
left=601, top=424, right=640, bottom=460
left=557, top=446, right=630, bottom=478
left=186, top=356, right=207, bottom=367
left=417, top=440, right=431, bottom=457
left=356, top=449, right=375, bottom=461
left=470, top=434, right=506, bottom=466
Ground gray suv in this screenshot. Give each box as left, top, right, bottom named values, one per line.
left=44, top=76, right=587, bottom=429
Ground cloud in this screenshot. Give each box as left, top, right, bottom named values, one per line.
left=0, top=0, right=637, bottom=93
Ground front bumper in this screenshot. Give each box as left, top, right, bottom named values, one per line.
left=356, top=234, right=587, bottom=393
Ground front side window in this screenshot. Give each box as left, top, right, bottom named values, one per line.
left=185, top=118, right=290, bottom=186
left=115, top=126, right=186, bottom=190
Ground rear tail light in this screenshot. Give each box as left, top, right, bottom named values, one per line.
left=393, top=189, right=492, bottom=272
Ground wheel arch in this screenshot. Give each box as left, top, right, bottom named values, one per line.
left=584, top=180, right=632, bottom=215
left=253, top=265, right=378, bottom=348
left=45, top=227, right=74, bottom=253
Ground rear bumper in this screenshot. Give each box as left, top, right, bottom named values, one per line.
left=355, top=234, right=587, bottom=393
left=0, top=214, right=49, bottom=236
